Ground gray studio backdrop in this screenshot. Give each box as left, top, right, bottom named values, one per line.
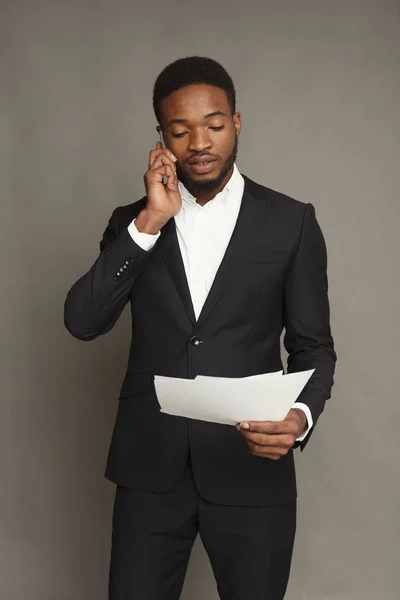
left=1, top=0, right=399, bottom=598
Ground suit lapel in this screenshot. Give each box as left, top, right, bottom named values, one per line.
left=196, top=176, right=270, bottom=328
left=157, top=176, right=270, bottom=329
left=158, top=217, right=196, bottom=325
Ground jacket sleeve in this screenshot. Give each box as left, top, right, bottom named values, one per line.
left=64, top=207, right=151, bottom=341
left=283, top=203, right=337, bottom=450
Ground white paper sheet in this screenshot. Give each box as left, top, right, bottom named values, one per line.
left=155, top=369, right=315, bottom=425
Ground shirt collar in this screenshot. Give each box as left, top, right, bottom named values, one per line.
left=178, top=163, right=241, bottom=209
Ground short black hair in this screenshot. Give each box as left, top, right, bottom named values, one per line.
left=153, top=56, right=236, bottom=125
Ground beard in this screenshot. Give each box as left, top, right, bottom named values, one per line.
left=176, top=136, right=238, bottom=197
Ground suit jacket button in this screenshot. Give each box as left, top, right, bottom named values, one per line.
left=190, top=335, right=202, bottom=346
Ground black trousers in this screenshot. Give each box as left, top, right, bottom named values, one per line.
left=109, top=454, right=296, bottom=600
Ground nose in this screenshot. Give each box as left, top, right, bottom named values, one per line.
left=188, top=128, right=212, bottom=153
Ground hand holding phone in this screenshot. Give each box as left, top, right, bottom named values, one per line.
left=136, top=140, right=182, bottom=235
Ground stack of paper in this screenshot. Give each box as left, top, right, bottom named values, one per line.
left=155, top=369, right=314, bottom=425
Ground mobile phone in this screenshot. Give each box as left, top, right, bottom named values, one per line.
left=156, top=126, right=168, bottom=185
left=157, top=126, right=165, bottom=148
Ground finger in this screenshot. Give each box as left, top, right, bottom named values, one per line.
left=262, top=454, right=281, bottom=460
left=146, top=164, right=178, bottom=190
left=149, top=148, right=177, bottom=169
left=164, top=163, right=178, bottom=190
left=248, top=441, right=287, bottom=455
left=240, top=431, right=295, bottom=448
left=151, top=152, right=178, bottom=173
left=148, top=145, right=163, bottom=169
left=156, top=150, right=178, bottom=166
left=247, top=442, right=286, bottom=459
left=240, top=420, right=292, bottom=435
left=149, top=145, right=177, bottom=169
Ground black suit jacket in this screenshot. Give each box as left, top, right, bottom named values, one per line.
left=64, top=175, right=336, bottom=506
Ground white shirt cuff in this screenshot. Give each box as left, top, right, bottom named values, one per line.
left=293, top=402, right=313, bottom=442
left=127, top=218, right=161, bottom=251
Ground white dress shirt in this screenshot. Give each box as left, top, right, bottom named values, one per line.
left=128, top=164, right=312, bottom=441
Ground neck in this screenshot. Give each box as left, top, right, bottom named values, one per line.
left=193, top=166, right=234, bottom=207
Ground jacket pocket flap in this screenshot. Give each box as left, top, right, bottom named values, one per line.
left=119, top=370, right=154, bottom=398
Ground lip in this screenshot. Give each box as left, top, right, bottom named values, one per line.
left=187, top=159, right=217, bottom=174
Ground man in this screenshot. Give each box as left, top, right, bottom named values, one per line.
left=64, top=56, right=336, bottom=600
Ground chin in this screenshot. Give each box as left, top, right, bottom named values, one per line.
left=180, top=165, right=224, bottom=185
left=177, top=142, right=237, bottom=195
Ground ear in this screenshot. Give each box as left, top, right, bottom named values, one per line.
left=233, top=112, right=242, bottom=137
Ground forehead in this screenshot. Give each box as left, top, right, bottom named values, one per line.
left=160, top=84, right=230, bottom=124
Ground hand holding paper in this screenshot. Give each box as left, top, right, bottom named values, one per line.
left=237, top=408, right=308, bottom=460
left=154, top=369, right=314, bottom=426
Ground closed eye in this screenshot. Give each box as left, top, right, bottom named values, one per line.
left=171, top=125, right=224, bottom=138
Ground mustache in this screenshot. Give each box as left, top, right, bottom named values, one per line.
left=184, top=152, right=220, bottom=163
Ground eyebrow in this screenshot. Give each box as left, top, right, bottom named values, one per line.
left=165, top=111, right=227, bottom=128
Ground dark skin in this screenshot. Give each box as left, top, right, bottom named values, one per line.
left=136, top=83, right=241, bottom=230
left=135, top=83, right=307, bottom=459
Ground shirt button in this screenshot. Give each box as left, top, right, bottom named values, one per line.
left=190, top=335, right=203, bottom=347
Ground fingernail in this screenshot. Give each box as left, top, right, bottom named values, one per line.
left=171, top=154, right=177, bottom=161
left=240, top=422, right=249, bottom=429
